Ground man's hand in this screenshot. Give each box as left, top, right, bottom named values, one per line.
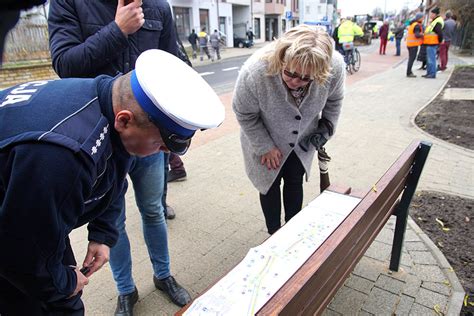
left=115, top=0, right=144, bottom=36
left=82, top=241, right=110, bottom=277
left=70, top=266, right=89, bottom=298
left=261, top=147, right=282, bottom=170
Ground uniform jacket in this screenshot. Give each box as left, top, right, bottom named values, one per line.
left=232, top=46, right=345, bottom=194
left=0, top=76, right=131, bottom=308
left=48, top=0, right=178, bottom=78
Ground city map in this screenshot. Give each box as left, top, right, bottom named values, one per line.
left=184, top=191, right=362, bottom=316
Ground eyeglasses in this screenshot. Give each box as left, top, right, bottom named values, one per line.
left=283, top=69, right=313, bottom=82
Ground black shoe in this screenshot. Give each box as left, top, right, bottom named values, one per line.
left=153, top=276, right=191, bottom=307
left=165, top=204, right=176, bottom=220
left=115, top=287, right=139, bottom=316
left=407, top=73, right=417, bottom=78
left=168, top=169, right=187, bottom=182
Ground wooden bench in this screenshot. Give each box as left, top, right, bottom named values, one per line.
left=176, top=140, right=431, bottom=316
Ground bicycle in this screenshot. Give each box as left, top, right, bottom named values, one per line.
left=341, top=42, right=361, bottom=74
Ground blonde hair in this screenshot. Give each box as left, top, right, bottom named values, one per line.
left=263, top=25, right=333, bottom=85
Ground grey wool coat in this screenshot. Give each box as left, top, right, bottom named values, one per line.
left=232, top=46, right=345, bottom=194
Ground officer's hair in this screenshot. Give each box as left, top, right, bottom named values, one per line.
left=262, top=24, right=333, bottom=85
left=116, top=73, right=153, bottom=128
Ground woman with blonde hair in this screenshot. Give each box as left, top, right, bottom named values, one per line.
left=232, top=25, right=345, bottom=234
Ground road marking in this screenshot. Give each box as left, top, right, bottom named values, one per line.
left=222, top=67, right=239, bottom=72
left=199, top=72, right=215, bottom=76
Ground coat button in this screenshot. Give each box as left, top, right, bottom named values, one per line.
left=295, top=115, right=301, bottom=120
left=292, top=130, right=298, bottom=134
left=289, top=143, right=295, bottom=147
left=125, top=62, right=130, bottom=70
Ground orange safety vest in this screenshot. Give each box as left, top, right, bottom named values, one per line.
left=423, top=16, right=444, bottom=45
left=406, top=22, right=423, bottom=47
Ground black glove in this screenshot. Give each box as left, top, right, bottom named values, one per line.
left=299, top=133, right=328, bottom=152
left=298, top=117, right=334, bottom=152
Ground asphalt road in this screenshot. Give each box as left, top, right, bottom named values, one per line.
left=194, top=40, right=379, bottom=95
left=194, top=55, right=251, bottom=94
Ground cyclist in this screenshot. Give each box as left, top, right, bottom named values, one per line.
left=337, top=17, right=363, bottom=63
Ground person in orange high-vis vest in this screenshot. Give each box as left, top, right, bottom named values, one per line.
left=422, top=7, right=444, bottom=78
left=406, top=12, right=424, bottom=77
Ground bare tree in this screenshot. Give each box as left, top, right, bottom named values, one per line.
left=372, top=7, right=384, bottom=19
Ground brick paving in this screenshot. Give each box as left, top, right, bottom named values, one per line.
left=74, top=41, right=471, bottom=315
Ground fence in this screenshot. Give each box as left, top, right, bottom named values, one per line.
left=2, top=14, right=51, bottom=63
left=453, top=21, right=473, bottom=54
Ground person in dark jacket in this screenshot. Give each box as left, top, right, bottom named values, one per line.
left=0, top=50, right=224, bottom=315
left=439, top=10, right=456, bottom=70
left=188, top=29, right=198, bottom=59
left=48, top=0, right=191, bottom=314
left=393, top=22, right=405, bottom=56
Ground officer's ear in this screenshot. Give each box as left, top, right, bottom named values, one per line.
left=114, top=110, right=135, bottom=132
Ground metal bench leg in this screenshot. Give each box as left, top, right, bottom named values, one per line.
left=389, top=141, right=432, bottom=271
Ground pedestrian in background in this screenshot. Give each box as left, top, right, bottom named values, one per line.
left=379, top=21, right=389, bottom=55
left=168, top=152, right=187, bottom=182
left=188, top=29, right=198, bottom=59
left=233, top=25, right=345, bottom=235
left=439, top=10, right=456, bottom=71
left=422, top=7, right=444, bottom=78
left=198, top=27, right=211, bottom=61
left=394, top=22, right=405, bottom=56
left=406, top=12, right=424, bottom=78
left=0, top=49, right=224, bottom=316
left=246, top=28, right=255, bottom=47
left=210, top=29, right=221, bottom=61
left=48, top=0, right=192, bottom=314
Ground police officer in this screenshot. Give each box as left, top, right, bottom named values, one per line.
left=0, top=49, right=224, bottom=315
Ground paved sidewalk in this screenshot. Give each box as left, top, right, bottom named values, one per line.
left=76, top=46, right=472, bottom=315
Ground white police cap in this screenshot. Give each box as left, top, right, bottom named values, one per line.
left=131, top=49, right=225, bottom=154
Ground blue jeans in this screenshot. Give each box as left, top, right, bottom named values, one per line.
left=395, top=38, right=401, bottom=55
left=109, top=152, right=170, bottom=295
left=426, top=45, right=438, bottom=77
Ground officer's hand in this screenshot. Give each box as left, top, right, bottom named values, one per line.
left=115, top=0, right=144, bottom=36
left=82, top=242, right=110, bottom=277
left=70, top=266, right=89, bottom=297
left=261, top=147, right=282, bottom=170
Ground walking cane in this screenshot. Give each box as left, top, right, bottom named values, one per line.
left=318, top=146, right=331, bottom=193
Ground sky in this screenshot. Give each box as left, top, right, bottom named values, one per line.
left=337, top=0, right=422, bottom=17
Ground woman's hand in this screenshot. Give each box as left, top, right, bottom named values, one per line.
left=261, top=147, right=282, bottom=170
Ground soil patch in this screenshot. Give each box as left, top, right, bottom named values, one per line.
left=412, top=66, right=474, bottom=314
left=411, top=192, right=473, bottom=315
left=415, top=66, right=474, bottom=150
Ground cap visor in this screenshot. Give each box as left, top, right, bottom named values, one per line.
left=159, top=126, right=192, bottom=155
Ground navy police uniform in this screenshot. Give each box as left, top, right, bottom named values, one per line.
left=0, top=76, right=131, bottom=314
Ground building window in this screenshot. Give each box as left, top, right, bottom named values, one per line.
left=305, top=5, right=310, bottom=14
left=265, top=0, right=272, bottom=3
left=254, top=18, right=261, bottom=39
left=282, top=19, right=286, bottom=33
left=199, top=9, right=209, bottom=32
left=173, top=7, right=191, bottom=42
left=320, top=0, right=326, bottom=3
